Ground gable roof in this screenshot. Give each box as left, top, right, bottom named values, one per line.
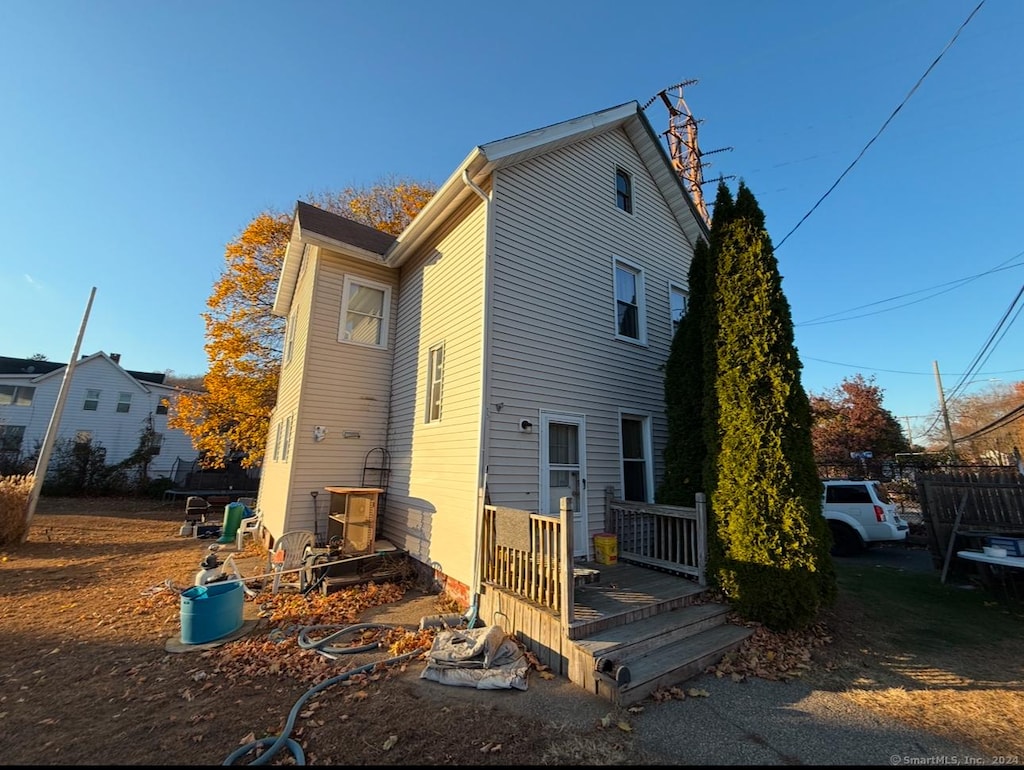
left=273, top=101, right=709, bottom=312
left=5, top=352, right=165, bottom=390
left=273, top=203, right=398, bottom=316
left=386, top=101, right=708, bottom=265
left=0, top=356, right=64, bottom=376
left=294, top=202, right=396, bottom=256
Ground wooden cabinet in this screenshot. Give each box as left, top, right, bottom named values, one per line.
left=324, top=487, right=383, bottom=556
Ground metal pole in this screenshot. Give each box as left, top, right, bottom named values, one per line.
left=22, top=287, right=97, bottom=540
left=933, top=360, right=955, bottom=455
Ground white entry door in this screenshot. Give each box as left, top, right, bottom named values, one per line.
left=540, top=411, right=588, bottom=558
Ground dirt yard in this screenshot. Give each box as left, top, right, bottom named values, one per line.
left=1, top=497, right=1022, bottom=766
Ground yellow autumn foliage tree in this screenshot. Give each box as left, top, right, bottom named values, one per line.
left=170, top=178, right=436, bottom=468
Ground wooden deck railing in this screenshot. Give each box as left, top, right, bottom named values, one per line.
left=605, top=492, right=707, bottom=585
left=480, top=498, right=574, bottom=630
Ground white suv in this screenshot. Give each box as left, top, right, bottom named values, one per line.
left=822, top=479, right=909, bottom=556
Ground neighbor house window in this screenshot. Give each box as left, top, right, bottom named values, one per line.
left=0, top=425, right=26, bottom=452
left=0, top=385, right=35, bottom=406
left=670, top=282, right=689, bottom=336
left=116, top=392, right=132, bottom=413
left=426, top=343, right=444, bottom=423
left=339, top=276, right=390, bottom=348
left=156, top=398, right=169, bottom=415
left=614, top=258, right=646, bottom=342
left=615, top=169, right=633, bottom=213
left=83, top=389, right=100, bottom=411
left=620, top=415, right=651, bottom=502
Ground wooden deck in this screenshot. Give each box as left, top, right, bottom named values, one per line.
left=569, top=560, right=705, bottom=633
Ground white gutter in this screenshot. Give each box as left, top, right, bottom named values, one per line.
left=464, top=168, right=492, bottom=628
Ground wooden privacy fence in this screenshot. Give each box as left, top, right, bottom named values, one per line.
left=605, top=491, right=707, bottom=586
left=917, top=470, right=1024, bottom=561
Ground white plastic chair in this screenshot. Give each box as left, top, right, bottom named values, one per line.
left=236, top=509, right=263, bottom=551
left=268, top=530, right=315, bottom=594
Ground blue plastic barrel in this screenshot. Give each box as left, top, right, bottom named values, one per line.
left=180, top=581, right=244, bottom=644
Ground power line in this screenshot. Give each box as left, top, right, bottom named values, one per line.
left=797, top=252, right=1024, bottom=326
left=801, top=356, right=1024, bottom=378
left=775, top=0, right=986, bottom=250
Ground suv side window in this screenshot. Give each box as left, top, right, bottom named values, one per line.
left=825, top=484, right=871, bottom=504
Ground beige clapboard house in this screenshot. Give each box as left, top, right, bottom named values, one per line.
left=258, top=102, right=751, bottom=703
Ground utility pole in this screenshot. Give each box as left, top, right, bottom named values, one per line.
left=933, top=360, right=956, bottom=455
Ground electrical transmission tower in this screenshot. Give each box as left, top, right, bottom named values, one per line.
left=643, top=80, right=732, bottom=227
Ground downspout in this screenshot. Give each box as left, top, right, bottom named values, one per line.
left=464, top=168, right=491, bottom=629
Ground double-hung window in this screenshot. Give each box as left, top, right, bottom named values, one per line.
left=615, top=168, right=633, bottom=214
left=116, top=392, right=132, bottom=413
left=83, top=389, right=100, bottom=411
left=285, top=306, right=298, bottom=364
left=426, top=343, right=444, bottom=423
left=620, top=415, right=651, bottom=503
left=670, top=282, right=689, bottom=337
left=0, top=385, right=35, bottom=406
left=614, top=258, right=646, bottom=343
left=281, top=414, right=294, bottom=462
left=339, top=276, right=391, bottom=348
left=156, top=398, right=169, bottom=415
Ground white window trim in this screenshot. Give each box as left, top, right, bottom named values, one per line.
left=285, top=305, right=298, bottom=364
left=83, top=389, right=100, bottom=411
left=669, top=280, right=689, bottom=338
left=338, top=275, right=391, bottom=349
left=425, top=342, right=444, bottom=424
left=273, top=418, right=282, bottom=462
left=281, top=414, right=294, bottom=462
left=618, top=411, right=654, bottom=503
left=615, top=167, right=633, bottom=215
left=612, top=256, right=647, bottom=346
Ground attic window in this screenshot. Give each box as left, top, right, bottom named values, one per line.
left=615, top=169, right=633, bottom=214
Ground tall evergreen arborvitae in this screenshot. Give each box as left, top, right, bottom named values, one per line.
left=702, top=181, right=835, bottom=630
left=659, top=184, right=734, bottom=507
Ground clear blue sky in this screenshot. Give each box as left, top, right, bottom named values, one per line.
left=2, top=0, right=1021, bottom=444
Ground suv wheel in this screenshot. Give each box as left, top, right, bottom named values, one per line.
left=828, top=521, right=865, bottom=557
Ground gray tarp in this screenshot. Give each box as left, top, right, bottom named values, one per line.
left=419, top=625, right=530, bottom=690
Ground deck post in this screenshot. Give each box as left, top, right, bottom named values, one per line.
left=695, top=492, right=707, bottom=586
left=560, top=496, right=574, bottom=633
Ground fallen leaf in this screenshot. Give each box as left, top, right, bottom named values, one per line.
left=600, top=714, right=613, bottom=728
left=383, top=735, right=398, bottom=751
left=687, top=688, right=710, bottom=697
left=617, top=721, right=632, bottom=732
left=538, top=670, right=555, bottom=680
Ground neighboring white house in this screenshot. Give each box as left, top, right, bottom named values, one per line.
left=0, top=352, right=199, bottom=479
left=258, top=101, right=708, bottom=606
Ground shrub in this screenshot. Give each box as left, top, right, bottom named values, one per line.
left=0, top=474, right=34, bottom=546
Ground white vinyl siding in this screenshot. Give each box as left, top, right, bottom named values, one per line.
left=0, top=356, right=199, bottom=477
left=259, top=240, right=398, bottom=541
left=485, top=128, right=694, bottom=548
left=387, top=199, right=486, bottom=591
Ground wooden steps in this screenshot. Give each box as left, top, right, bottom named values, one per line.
left=570, top=599, right=753, bottom=707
